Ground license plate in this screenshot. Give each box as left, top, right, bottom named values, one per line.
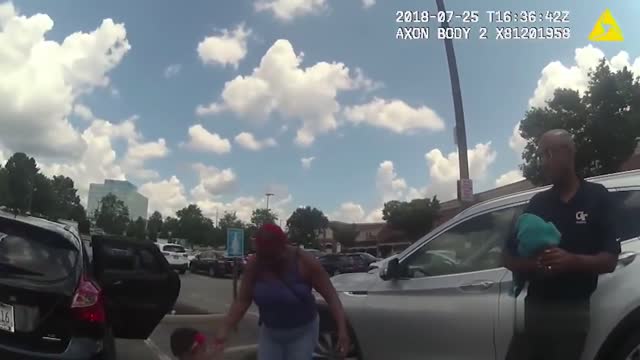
left=0, top=302, right=15, bottom=333
left=173, top=255, right=180, bottom=259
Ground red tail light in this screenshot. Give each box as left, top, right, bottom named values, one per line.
left=71, top=276, right=106, bottom=324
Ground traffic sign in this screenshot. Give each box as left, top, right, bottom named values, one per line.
left=226, top=228, right=244, bottom=257
left=458, top=179, right=474, bottom=203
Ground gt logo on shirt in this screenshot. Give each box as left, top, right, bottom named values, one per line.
left=576, top=211, right=589, bottom=224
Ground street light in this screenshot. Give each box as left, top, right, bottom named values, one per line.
left=265, top=193, right=274, bottom=210
left=435, top=0, right=472, bottom=203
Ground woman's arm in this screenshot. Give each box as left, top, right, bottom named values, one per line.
left=221, top=257, right=257, bottom=330
left=304, top=252, right=348, bottom=335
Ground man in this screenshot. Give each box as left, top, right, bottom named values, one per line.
left=504, top=129, right=621, bottom=360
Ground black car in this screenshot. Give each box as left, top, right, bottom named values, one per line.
left=0, top=211, right=180, bottom=359
left=189, top=251, right=243, bottom=277
left=319, top=253, right=381, bottom=276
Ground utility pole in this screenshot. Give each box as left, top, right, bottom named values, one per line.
left=215, top=208, right=219, bottom=228
left=435, top=0, right=472, bottom=203
left=265, top=192, right=274, bottom=210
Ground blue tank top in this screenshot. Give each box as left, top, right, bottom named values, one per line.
left=253, top=250, right=317, bottom=329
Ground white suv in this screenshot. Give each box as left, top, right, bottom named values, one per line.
left=156, top=243, right=189, bottom=274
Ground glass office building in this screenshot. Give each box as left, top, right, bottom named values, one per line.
left=87, top=180, right=149, bottom=220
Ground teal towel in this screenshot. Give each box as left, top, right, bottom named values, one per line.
left=516, top=213, right=561, bottom=257
left=511, top=213, right=562, bottom=297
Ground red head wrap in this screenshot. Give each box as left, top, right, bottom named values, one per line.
left=254, top=223, right=287, bottom=251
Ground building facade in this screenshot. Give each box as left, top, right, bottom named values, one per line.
left=87, top=180, right=149, bottom=221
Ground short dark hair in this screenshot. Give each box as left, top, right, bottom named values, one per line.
left=170, top=328, right=199, bottom=357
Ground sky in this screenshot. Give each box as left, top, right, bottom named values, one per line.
left=1, top=0, right=639, bottom=224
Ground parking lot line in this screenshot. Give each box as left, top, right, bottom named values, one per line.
left=144, top=339, right=173, bottom=360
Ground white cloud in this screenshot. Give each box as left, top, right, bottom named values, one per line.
left=301, top=156, right=315, bottom=169
left=197, top=39, right=375, bottom=146
left=424, top=142, right=497, bottom=200
left=190, top=163, right=238, bottom=199
left=529, top=45, right=640, bottom=108
left=163, top=64, right=181, bottom=78
left=73, top=104, right=94, bottom=121
left=509, top=122, right=527, bottom=155
left=39, top=111, right=170, bottom=202
left=344, top=98, right=445, bottom=134
left=139, top=176, right=189, bottom=217
left=254, top=0, right=327, bottom=21
left=495, top=169, right=524, bottom=187
left=196, top=191, right=293, bottom=224
left=361, top=0, right=375, bottom=9
left=197, top=24, right=251, bottom=69
left=234, top=132, right=277, bottom=151
left=0, top=2, right=130, bottom=160
left=330, top=142, right=498, bottom=222
left=330, top=202, right=365, bottom=223
left=184, top=124, right=231, bottom=154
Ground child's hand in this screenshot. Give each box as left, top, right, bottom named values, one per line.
left=212, top=325, right=229, bottom=353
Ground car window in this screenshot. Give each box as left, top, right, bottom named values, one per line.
left=138, top=248, right=164, bottom=274
left=0, top=226, right=78, bottom=281
left=402, top=207, right=518, bottom=278
left=162, top=245, right=186, bottom=253
left=612, top=190, right=640, bottom=242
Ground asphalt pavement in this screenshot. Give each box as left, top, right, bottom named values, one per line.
left=143, top=271, right=260, bottom=360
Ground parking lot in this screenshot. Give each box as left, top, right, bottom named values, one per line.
left=118, top=271, right=259, bottom=359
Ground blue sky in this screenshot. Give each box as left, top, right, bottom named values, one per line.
left=1, top=0, right=639, bottom=223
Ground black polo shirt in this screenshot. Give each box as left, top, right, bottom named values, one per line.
left=506, top=180, right=621, bottom=301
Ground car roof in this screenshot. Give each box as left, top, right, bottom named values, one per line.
left=456, top=169, right=640, bottom=220
left=0, top=210, right=82, bottom=250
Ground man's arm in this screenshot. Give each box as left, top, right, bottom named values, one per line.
left=503, top=197, right=543, bottom=274
left=541, top=188, right=620, bottom=274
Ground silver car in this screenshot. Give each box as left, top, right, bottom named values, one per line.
left=314, top=169, right=640, bottom=360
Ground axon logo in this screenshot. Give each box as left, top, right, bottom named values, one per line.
left=576, top=211, right=589, bottom=224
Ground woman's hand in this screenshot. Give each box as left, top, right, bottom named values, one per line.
left=337, top=328, right=350, bottom=357
left=212, top=324, right=229, bottom=353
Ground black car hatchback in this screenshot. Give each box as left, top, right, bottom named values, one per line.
left=0, top=211, right=180, bottom=359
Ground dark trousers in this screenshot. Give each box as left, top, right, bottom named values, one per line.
left=506, top=298, right=590, bottom=360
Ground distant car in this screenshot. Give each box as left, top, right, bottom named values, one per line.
left=189, top=251, right=242, bottom=277
left=304, top=248, right=324, bottom=258
left=319, top=253, right=379, bottom=276
left=0, top=211, right=180, bottom=359
left=155, top=243, right=189, bottom=274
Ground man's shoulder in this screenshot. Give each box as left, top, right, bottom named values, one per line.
left=528, top=189, right=553, bottom=205
left=582, top=180, right=609, bottom=195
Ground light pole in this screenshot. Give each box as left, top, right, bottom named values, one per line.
left=265, top=193, right=274, bottom=210
left=435, top=0, right=472, bottom=202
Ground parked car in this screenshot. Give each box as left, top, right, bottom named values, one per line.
left=155, top=243, right=189, bottom=274
left=312, top=169, right=640, bottom=360
left=189, top=251, right=243, bottom=277
left=0, top=211, right=180, bottom=359
left=319, top=253, right=380, bottom=276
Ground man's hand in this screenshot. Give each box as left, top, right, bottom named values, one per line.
left=539, top=247, right=579, bottom=273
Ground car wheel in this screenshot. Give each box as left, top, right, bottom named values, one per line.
left=313, top=326, right=359, bottom=360
left=613, top=329, right=640, bottom=360
left=94, top=326, right=116, bottom=360
left=209, top=266, right=217, bottom=277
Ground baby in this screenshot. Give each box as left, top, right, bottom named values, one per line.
left=170, top=328, right=220, bottom=360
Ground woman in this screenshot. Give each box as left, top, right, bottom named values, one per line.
left=214, top=223, right=350, bottom=359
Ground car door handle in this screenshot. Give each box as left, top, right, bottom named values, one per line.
left=458, top=280, right=494, bottom=291
left=618, top=251, right=637, bottom=267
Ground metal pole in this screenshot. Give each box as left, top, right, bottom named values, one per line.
left=435, top=0, right=470, bottom=183
left=265, top=192, right=274, bottom=210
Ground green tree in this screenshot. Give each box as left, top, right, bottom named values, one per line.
left=0, top=166, right=8, bottom=206
left=94, top=193, right=130, bottom=235
left=219, top=211, right=244, bottom=231
left=4, top=152, right=38, bottom=214
left=286, top=206, right=329, bottom=249
left=250, top=208, right=278, bottom=227
left=518, top=60, right=640, bottom=185
left=31, top=173, right=55, bottom=217
left=126, top=216, right=147, bottom=240
left=382, top=196, right=440, bottom=241
left=160, top=216, right=179, bottom=239
left=175, top=204, right=216, bottom=246
left=330, top=222, right=360, bottom=247
left=147, top=211, right=163, bottom=241
left=51, top=175, right=86, bottom=221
